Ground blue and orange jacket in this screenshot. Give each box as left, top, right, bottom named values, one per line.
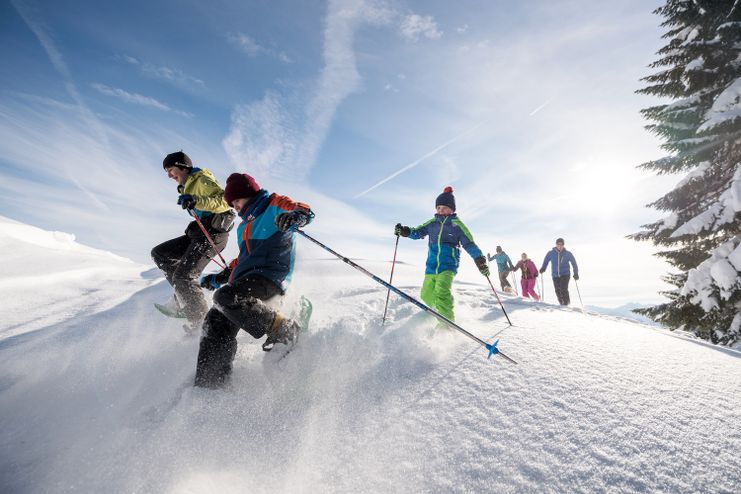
left=409, top=214, right=483, bottom=275
left=540, top=248, right=578, bottom=278
left=227, top=189, right=312, bottom=292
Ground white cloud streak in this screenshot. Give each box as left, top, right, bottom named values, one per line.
left=121, top=55, right=206, bottom=90
left=92, top=83, right=170, bottom=111
left=223, top=0, right=390, bottom=180
left=227, top=32, right=262, bottom=57
left=9, top=0, right=117, bottom=212
left=91, top=83, right=192, bottom=117
left=11, top=0, right=109, bottom=147
left=529, top=98, right=552, bottom=116
left=226, top=32, right=294, bottom=63
left=400, top=13, right=442, bottom=41
left=354, top=120, right=487, bottom=198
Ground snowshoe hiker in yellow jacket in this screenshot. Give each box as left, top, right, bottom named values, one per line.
left=395, top=187, right=489, bottom=322
left=151, top=151, right=235, bottom=331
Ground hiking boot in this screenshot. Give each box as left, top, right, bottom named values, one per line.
left=262, top=313, right=300, bottom=352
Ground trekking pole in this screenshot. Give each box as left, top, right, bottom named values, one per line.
left=381, top=234, right=400, bottom=325
left=188, top=209, right=228, bottom=270
left=574, top=279, right=585, bottom=313
left=540, top=276, right=545, bottom=303
left=297, top=230, right=516, bottom=363
left=484, top=276, right=513, bottom=326
left=510, top=271, right=519, bottom=296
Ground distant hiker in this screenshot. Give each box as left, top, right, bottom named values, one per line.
left=151, top=151, right=235, bottom=331
left=487, top=246, right=516, bottom=294
left=194, top=172, right=314, bottom=388
left=395, top=186, right=489, bottom=322
left=513, top=253, right=540, bottom=301
left=539, top=237, right=579, bottom=306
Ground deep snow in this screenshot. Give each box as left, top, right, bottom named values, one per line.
left=0, top=218, right=739, bottom=493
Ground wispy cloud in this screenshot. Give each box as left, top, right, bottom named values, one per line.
left=400, top=13, right=442, bottom=41
left=227, top=32, right=294, bottom=63
left=223, top=0, right=392, bottom=180
left=10, top=0, right=114, bottom=209
left=227, top=32, right=261, bottom=57
left=91, top=83, right=192, bottom=117
left=121, top=55, right=206, bottom=90
left=92, top=83, right=170, bottom=111
left=354, top=120, right=486, bottom=198
left=529, top=98, right=552, bottom=116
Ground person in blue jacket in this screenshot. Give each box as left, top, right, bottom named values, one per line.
left=395, top=186, right=489, bottom=321
left=539, top=237, right=579, bottom=306
left=194, top=172, right=314, bottom=388
left=487, top=246, right=516, bottom=294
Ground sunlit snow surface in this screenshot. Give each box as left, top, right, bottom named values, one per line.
left=0, top=219, right=739, bottom=493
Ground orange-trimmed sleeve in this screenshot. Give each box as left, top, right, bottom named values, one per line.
left=269, top=194, right=311, bottom=212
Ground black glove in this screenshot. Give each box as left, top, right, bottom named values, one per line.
left=573, top=273, right=579, bottom=281
left=275, top=209, right=311, bottom=232
left=539, top=268, right=546, bottom=274
left=474, top=256, right=490, bottom=276
left=178, top=194, right=197, bottom=210
left=394, top=223, right=411, bottom=237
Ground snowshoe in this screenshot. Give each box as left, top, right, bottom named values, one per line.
left=154, top=296, right=187, bottom=319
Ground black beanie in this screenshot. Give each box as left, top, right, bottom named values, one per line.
left=435, top=186, right=456, bottom=212
left=163, top=151, right=193, bottom=170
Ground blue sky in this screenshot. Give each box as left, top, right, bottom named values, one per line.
left=1, top=0, right=676, bottom=306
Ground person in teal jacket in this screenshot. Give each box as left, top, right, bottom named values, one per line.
left=487, top=246, right=516, bottom=294
left=395, top=187, right=489, bottom=321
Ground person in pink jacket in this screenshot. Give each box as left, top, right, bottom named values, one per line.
left=513, top=253, right=540, bottom=301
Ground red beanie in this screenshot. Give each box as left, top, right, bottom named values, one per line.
left=223, top=173, right=261, bottom=206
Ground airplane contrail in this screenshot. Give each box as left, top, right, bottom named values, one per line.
left=529, top=99, right=551, bottom=116
left=354, top=120, right=487, bottom=199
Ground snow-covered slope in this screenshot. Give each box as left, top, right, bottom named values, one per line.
left=0, top=221, right=739, bottom=493
left=0, top=215, right=153, bottom=339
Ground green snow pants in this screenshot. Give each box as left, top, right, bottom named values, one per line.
left=420, top=270, right=456, bottom=321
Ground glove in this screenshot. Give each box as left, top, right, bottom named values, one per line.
left=573, top=273, right=579, bottom=280
left=394, top=223, right=411, bottom=237
left=474, top=256, right=490, bottom=276
left=275, top=210, right=310, bottom=232
left=178, top=194, right=197, bottom=210
left=199, top=274, right=219, bottom=290
left=199, top=267, right=231, bottom=290
left=539, top=268, right=546, bottom=274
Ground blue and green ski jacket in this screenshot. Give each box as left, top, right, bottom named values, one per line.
left=408, top=214, right=483, bottom=275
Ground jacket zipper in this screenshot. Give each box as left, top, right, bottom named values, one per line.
left=435, top=216, right=448, bottom=274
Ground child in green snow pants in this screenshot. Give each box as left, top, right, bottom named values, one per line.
left=395, top=187, right=489, bottom=323
left=421, top=271, right=456, bottom=320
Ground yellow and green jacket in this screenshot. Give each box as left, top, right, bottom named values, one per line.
left=408, top=214, right=483, bottom=275
left=177, top=167, right=231, bottom=218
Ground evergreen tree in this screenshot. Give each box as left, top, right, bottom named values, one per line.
left=631, top=0, right=741, bottom=345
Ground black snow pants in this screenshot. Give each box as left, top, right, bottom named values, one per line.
left=151, top=219, right=230, bottom=325
left=194, top=276, right=283, bottom=388
left=553, top=275, right=571, bottom=306
left=498, top=270, right=512, bottom=290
